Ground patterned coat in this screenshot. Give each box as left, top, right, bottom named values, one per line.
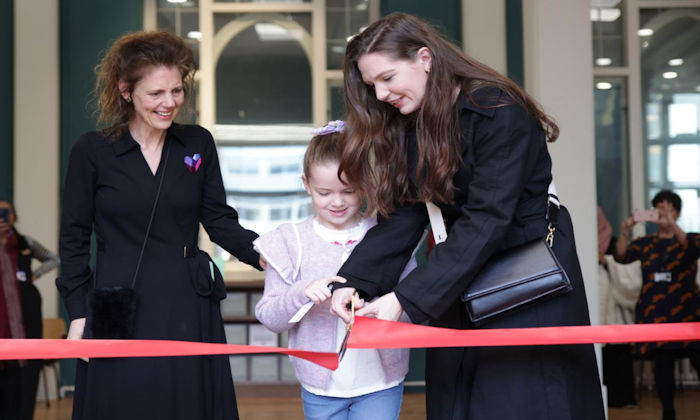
left=615, top=233, right=700, bottom=354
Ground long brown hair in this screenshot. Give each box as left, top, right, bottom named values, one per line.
left=94, top=31, right=196, bottom=139
left=340, top=12, right=559, bottom=217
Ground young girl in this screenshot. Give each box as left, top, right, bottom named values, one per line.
left=254, top=121, right=414, bottom=420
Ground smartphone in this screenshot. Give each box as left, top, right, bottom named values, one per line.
left=633, top=208, right=659, bottom=223
left=0, top=208, right=9, bottom=222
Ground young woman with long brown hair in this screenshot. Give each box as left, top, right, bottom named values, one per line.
left=330, top=12, right=604, bottom=419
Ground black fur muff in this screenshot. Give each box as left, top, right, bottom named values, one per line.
left=85, top=287, right=137, bottom=339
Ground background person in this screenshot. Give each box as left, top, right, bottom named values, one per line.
left=329, top=12, right=604, bottom=419
left=0, top=199, right=60, bottom=420
left=615, top=189, right=700, bottom=420
left=56, top=31, right=261, bottom=420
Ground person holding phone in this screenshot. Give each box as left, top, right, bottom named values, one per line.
left=0, top=199, right=60, bottom=420
left=615, top=189, right=700, bottom=420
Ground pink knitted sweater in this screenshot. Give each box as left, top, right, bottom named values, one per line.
left=254, top=216, right=414, bottom=389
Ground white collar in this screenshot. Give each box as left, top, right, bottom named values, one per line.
left=312, top=217, right=370, bottom=244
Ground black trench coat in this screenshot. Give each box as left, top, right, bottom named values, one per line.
left=57, top=124, right=261, bottom=420
left=338, top=89, right=605, bottom=419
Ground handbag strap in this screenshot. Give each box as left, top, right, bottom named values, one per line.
left=426, top=181, right=561, bottom=248
left=94, top=141, right=171, bottom=289
left=130, top=142, right=171, bottom=288
left=545, top=182, right=560, bottom=247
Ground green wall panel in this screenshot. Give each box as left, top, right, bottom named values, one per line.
left=506, top=0, right=524, bottom=87
left=0, top=0, right=13, bottom=200
left=380, top=0, right=462, bottom=48
left=60, top=0, right=143, bottom=182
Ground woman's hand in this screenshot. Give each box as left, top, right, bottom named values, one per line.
left=331, top=286, right=358, bottom=324
left=621, top=216, right=635, bottom=235
left=67, top=318, right=86, bottom=340
left=304, top=276, right=346, bottom=304
left=259, top=256, right=267, bottom=271
left=355, top=292, right=403, bottom=322
left=67, top=318, right=88, bottom=362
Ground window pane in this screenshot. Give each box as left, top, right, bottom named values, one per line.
left=641, top=7, right=700, bottom=232
left=326, top=0, right=370, bottom=69
left=157, top=7, right=200, bottom=67
left=676, top=189, right=700, bottom=232
left=215, top=13, right=312, bottom=124
left=217, top=141, right=309, bottom=235
left=667, top=144, right=700, bottom=184
left=591, top=0, right=626, bottom=67
left=328, top=79, right=345, bottom=121
left=216, top=0, right=310, bottom=2
left=594, top=76, right=629, bottom=233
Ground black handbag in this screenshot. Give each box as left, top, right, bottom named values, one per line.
left=84, top=143, right=170, bottom=339
left=426, top=185, right=572, bottom=326
left=460, top=237, right=571, bottom=325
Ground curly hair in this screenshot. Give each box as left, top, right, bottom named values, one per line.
left=340, top=12, right=559, bottom=217
left=94, top=31, right=196, bottom=139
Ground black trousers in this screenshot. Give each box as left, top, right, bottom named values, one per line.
left=652, top=349, right=700, bottom=415
left=602, top=344, right=637, bottom=407
left=0, top=360, right=41, bottom=420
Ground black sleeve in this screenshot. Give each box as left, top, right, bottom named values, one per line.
left=337, top=201, right=428, bottom=299
left=198, top=128, right=262, bottom=270
left=394, top=105, right=543, bottom=323
left=56, top=135, right=97, bottom=320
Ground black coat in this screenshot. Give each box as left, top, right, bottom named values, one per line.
left=14, top=230, right=42, bottom=340
left=57, top=124, right=260, bottom=420
left=338, top=90, right=605, bottom=419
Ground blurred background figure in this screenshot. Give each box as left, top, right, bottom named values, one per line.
left=0, top=199, right=60, bottom=420
left=614, top=190, right=700, bottom=420
left=597, top=205, right=637, bottom=408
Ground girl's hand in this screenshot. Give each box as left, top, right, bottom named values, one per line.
left=331, top=286, right=357, bottom=323
left=67, top=318, right=88, bottom=362
left=355, top=292, right=403, bottom=322
left=305, top=276, right=346, bottom=304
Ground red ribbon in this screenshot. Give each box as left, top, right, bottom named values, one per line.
left=2, top=318, right=699, bottom=371
left=0, top=339, right=339, bottom=370
left=348, top=317, right=700, bottom=348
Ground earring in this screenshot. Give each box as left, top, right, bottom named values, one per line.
left=124, top=96, right=132, bottom=103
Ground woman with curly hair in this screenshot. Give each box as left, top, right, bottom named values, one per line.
left=57, top=31, right=262, bottom=419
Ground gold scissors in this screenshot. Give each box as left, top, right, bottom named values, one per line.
left=337, top=292, right=357, bottom=362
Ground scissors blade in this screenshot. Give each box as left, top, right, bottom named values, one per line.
left=338, top=293, right=357, bottom=362
left=338, top=325, right=352, bottom=362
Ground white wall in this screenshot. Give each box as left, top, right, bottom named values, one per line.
left=462, top=0, right=507, bottom=74
left=14, top=0, right=61, bottom=320
left=522, top=0, right=605, bottom=408
left=523, top=0, right=599, bottom=324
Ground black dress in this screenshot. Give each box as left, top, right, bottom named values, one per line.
left=338, top=90, right=605, bottom=419
left=57, top=124, right=261, bottom=420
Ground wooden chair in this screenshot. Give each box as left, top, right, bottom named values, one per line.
left=40, top=317, right=67, bottom=406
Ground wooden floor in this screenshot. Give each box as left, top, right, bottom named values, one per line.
left=34, top=389, right=699, bottom=419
